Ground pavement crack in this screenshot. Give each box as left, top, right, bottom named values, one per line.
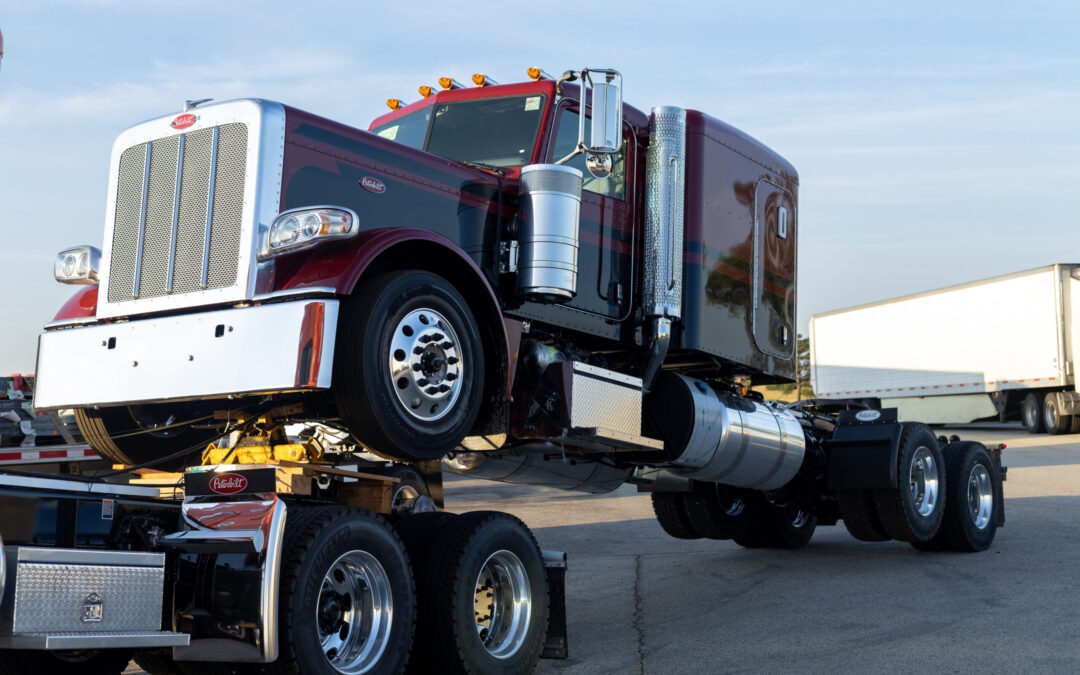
left=632, top=553, right=645, bottom=675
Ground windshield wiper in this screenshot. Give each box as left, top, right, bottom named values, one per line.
left=457, top=160, right=505, bottom=176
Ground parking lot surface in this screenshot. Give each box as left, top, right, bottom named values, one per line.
left=128, top=423, right=1080, bottom=673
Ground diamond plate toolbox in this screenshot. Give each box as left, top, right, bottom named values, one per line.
left=0, top=547, right=165, bottom=634
left=569, top=362, right=643, bottom=436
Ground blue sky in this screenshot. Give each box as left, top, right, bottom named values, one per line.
left=1, top=1, right=1077, bottom=373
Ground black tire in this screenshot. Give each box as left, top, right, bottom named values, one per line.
left=263, top=505, right=415, bottom=675
left=75, top=403, right=217, bottom=469
left=839, top=490, right=890, bottom=542
left=133, top=651, right=188, bottom=675
left=682, top=482, right=753, bottom=541
left=335, top=271, right=485, bottom=462
left=930, top=441, right=1001, bottom=552
left=1021, top=392, right=1044, bottom=434
left=413, top=511, right=548, bottom=675
left=755, top=501, right=818, bottom=549
left=393, top=510, right=455, bottom=562
left=1069, top=414, right=1080, bottom=434
left=0, top=648, right=132, bottom=674
left=1043, top=393, right=1070, bottom=435
left=651, top=491, right=702, bottom=539
left=873, top=422, right=946, bottom=543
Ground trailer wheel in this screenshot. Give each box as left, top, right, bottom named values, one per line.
left=873, top=423, right=946, bottom=543
left=838, top=490, right=890, bottom=542
left=413, top=511, right=548, bottom=675
left=74, top=404, right=217, bottom=469
left=651, top=491, right=702, bottom=539
left=1021, top=393, right=1045, bottom=434
left=921, top=441, right=1001, bottom=552
left=1042, top=393, right=1070, bottom=435
left=336, top=270, right=484, bottom=462
left=682, top=482, right=751, bottom=541
left=265, top=505, right=415, bottom=675
left=0, top=648, right=133, bottom=674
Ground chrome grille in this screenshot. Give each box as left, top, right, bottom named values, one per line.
left=107, top=123, right=248, bottom=303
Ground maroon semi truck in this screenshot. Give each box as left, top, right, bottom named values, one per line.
left=12, top=67, right=1004, bottom=673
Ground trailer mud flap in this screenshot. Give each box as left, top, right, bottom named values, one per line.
left=824, top=410, right=903, bottom=491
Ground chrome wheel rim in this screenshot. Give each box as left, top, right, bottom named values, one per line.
left=789, top=509, right=810, bottom=529
left=474, top=550, right=531, bottom=660
left=1023, top=400, right=1037, bottom=428
left=389, top=308, right=463, bottom=422
left=909, top=446, right=940, bottom=517
left=1045, top=402, right=1058, bottom=428
left=316, top=550, right=393, bottom=674
left=968, top=464, right=993, bottom=530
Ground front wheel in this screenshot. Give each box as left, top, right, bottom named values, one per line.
left=335, top=271, right=484, bottom=462
left=75, top=403, right=219, bottom=469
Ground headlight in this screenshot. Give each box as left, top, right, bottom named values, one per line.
left=259, top=207, right=358, bottom=259
left=54, top=246, right=101, bottom=285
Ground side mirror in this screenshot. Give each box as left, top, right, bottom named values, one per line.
left=555, top=68, right=623, bottom=178
left=585, top=70, right=622, bottom=154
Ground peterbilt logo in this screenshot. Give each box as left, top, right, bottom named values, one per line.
left=209, top=473, right=248, bottom=494
left=855, top=410, right=882, bottom=422
left=81, top=592, right=103, bottom=623
left=360, top=176, right=386, bottom=193
left=170, top=113, right=198, bottom=130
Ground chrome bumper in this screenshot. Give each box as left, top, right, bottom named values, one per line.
left=33, top=299, right=339, bottom=410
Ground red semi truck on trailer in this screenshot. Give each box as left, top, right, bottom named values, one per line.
left=0, top=67, right=1004, bottom=674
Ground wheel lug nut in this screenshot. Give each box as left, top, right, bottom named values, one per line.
left=425, top=386, right=439, bottom=395
left=440, top=341, right=453, bottom=349
left=413, top=346, right=424, bottom=355
left=438, top=384, right=451, bottom=393
left=418, top=378, right=430, bottom=386
left=419, top=335, right=433, bottom=343
left=446, top=372, right=458, bottom=381
left=447, top=357, right=459, bottom=365
left=412, top=363, right=422, bottom=371
left=432, top=333, right=444, bottom=341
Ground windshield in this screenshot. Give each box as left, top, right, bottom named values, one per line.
left=371, top=94, right=547, bottom=168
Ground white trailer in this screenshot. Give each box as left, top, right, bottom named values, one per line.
left=810, top=264, right=1080, bottom=433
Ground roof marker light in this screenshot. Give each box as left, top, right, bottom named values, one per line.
left=472, top=73, right=499, bottom=87
left=438, top=77, right=464, bottom=90
left=386, top=98, right=404, bottom=111
left=527, top=67, right=553, bottom=81
left=418, top=85, right=435, bottom=98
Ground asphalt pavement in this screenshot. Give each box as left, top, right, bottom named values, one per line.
left=128, top=423, right=1080, bottom=673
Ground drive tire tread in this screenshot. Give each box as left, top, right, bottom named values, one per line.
left=413, top=511, right=548, bottom=675
left=933, top=441, right=1000, bottom=552
left=264, top=504, right=415, bottom=675
left=839, top=489, right=890, bottom=542
left=873, top=423, right=946, bottom=543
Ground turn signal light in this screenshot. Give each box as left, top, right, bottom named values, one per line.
left=386, top=98, right=403, bottom=111
left=418, top=85, right=434, bottom=98
left=438, top=77, right=464, bottom=90
left=526, top=67, right=552, bottom=81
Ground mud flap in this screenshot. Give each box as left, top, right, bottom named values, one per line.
left=824, top=409, right=903, bottom=491
left=541, top=549, right=568, bottom=659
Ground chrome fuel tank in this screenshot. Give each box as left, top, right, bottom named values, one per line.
left=646, top=374, right=805, bottom=490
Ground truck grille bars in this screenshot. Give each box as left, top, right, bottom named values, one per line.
left=107, top=123, right=248, bottom=303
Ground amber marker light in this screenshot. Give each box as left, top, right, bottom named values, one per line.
left=438, top=77, right=463, bottom=90
left=472, top=73, right=499, bottom=87
left=386, top=98, right=403, bottom=111
left=418, top=85, right=434, bottom=98
left=527, top=67, right=552, bottom=81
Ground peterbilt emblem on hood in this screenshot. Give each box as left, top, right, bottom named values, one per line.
left=360, top=176, right=386, bottom=194
left=170, top=113, right=198, bottom=130
left=209, top=473, right=248, bottom=495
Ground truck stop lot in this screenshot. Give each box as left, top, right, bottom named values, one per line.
left=127, top=424, right=1078, bottom=674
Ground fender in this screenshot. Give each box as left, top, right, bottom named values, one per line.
left=52, top=285, right=98, bottom=321
left=824, top=409, right=904, bottom=490
left=275, top=227, right=511, bottom=399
